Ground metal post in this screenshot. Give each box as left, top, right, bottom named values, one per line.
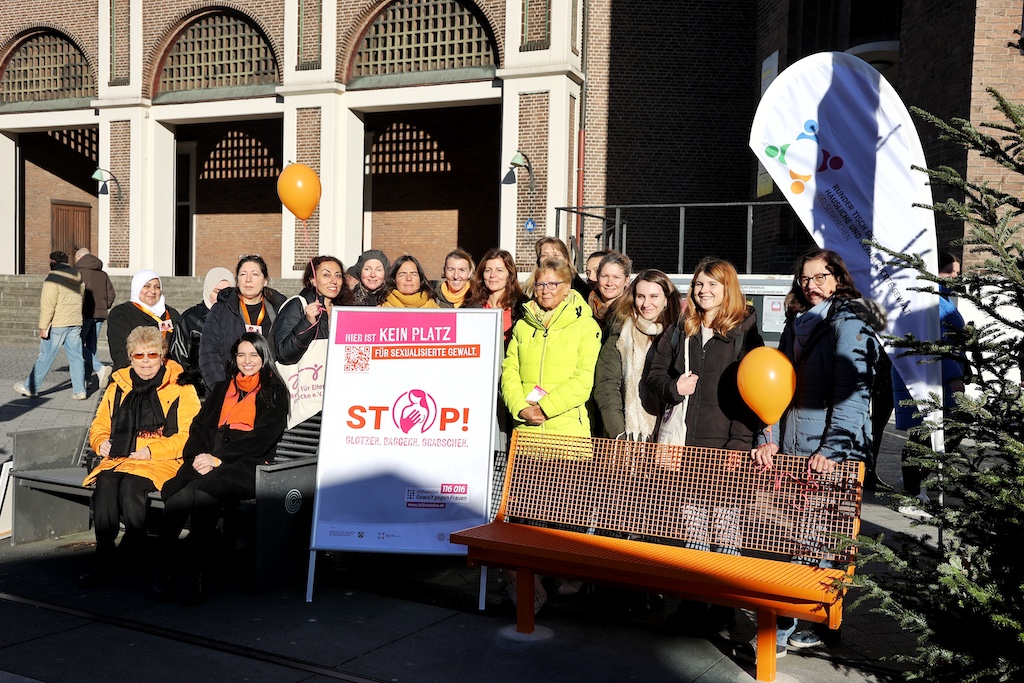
left=614, top=208, right=622, bottom=252
left=622, top=223, right=627, bottom=257
left=746, top=203, right=754, bottom=274
left=554, top=208, right=561, bottom=243
left=677, top=206, right=686, bottom=274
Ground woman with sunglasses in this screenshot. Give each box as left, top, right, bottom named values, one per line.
left=79, top=326, right=201, bottom=587
left=156, top=332, right=288, bottom=603
left=198, top=255, right=285, bottom=390
left=751, top=248, right=883, bottom=650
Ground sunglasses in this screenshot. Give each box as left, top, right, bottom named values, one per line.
left=131, top=352, right=161, bottom=360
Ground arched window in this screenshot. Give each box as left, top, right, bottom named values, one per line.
left=0, top=31, right=94, bottom=107
left=157, top=11, right=279, bottom=97
left=351, top=0, right=496, bottom=87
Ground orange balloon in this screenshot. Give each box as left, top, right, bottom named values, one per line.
left=277, top=163, right=322, bottom=220
left=737, top=346, right=796, bottom=425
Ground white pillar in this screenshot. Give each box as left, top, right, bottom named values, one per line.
left=0, top=132, right=18, bottom=274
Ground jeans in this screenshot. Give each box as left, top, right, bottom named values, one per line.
left=82, top=318, right=105, bottom=374
left=25, top=325, right=86, bottom=395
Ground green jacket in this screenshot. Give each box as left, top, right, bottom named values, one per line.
left=501, top=289, right=602, bottom=436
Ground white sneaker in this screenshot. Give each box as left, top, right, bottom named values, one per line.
left=70, top=392, right=87, bottom=400
left=97, top=365, right=113, bottom=389
left=898, top=492, right=933, bottom=520
left=13, top=381, right=36, bottom=398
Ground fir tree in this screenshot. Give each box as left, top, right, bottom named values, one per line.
left=854, top=86, right=1024, bottom=682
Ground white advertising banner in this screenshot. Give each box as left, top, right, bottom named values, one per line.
left=310, top=307, right=502, bottom=555
left=749, top=51, right=941, bottom=403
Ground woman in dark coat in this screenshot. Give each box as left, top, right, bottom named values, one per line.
left=156, top=332, right=288, bottom=602
left=198, top=255, right=285, bottom=388
left=273, top=255, right=353, bottom=365
left=106, top=270, right=180, bottom=370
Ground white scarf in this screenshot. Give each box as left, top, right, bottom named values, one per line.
left=615, top=315, right=663, bottom=440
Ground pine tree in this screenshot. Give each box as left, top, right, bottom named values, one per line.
left=854, top=87, right=1024, bottom=682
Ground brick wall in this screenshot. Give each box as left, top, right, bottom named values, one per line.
left=19, top=130, right=100, bottom=274
left=522, top=0, right=550, bottom=51
left=142, top=1, right=285, bottom=97
left=582, top=1, right=758, bottom=273
left=900, top=0, right=978, bottom=263
left=111, top=0, right=130, bottom=84
left=0, top=1, right=100, bottom=85
left=516, top=92, right=549, bottom=271
left=294, top=107, right=322, bottom=270
left=365, top=105, right=501, bottom=274
left=108, top=121, right=131, bottom=269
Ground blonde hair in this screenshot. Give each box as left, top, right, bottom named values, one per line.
left=125, top=325, right=166, bottom=358
left=683, top=257, right=748, bottom=337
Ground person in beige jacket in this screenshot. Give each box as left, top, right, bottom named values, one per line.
left=13, top=251, right=88, bottom=399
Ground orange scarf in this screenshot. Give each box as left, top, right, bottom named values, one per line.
left=218, top=373, right=260, bottom=431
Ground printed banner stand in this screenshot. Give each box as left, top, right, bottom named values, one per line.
left=305, top=307, right=502, bottom=602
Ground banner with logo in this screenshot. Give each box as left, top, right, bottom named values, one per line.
left=749, top=51, right=941, bottom=405
left=309, top=307, right=502, bottom=555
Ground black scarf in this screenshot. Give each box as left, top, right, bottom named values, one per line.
left=109, top=366, right=168, bottom=457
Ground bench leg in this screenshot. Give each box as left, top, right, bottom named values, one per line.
left=515, top=568, right=536, bottom=634
left=755, top=608, right=777, bottom=682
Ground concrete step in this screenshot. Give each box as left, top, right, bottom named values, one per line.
left=0, top=275, right=306, bottom=348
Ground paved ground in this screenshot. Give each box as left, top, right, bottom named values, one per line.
left=0, top=341, right=927, bottom=683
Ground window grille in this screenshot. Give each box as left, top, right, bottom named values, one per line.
left=353, top=0, right=496, bottom=77
left=47, top=128, right=99, bottom=162
left=158, top=13, right=279, bottom=93
left=200, top=130, right=278, bottom=180
left=370, top=122, right=451, bottom=174
left=0, top=32, right=95, bottom=103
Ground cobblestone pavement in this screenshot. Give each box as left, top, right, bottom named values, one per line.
left=0, top=341, right=108, bottom=457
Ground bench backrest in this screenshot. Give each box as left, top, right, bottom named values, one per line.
left=274, top=414, right=321, bottom=460
left=497, top=432, right=863, bottom=565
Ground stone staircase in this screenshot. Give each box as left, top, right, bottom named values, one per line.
left=0, top=275, right=303, bottom=348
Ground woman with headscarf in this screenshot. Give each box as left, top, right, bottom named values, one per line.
left=79, top=326, right=200, bottom=587
left=350, top=249, right=391, bottom=307
left=155, top=332, right=287, bottom=602
left=381, top=255, right=440, bottom=308
left=198, top=255, right=286, bottom=389
left=106, top=270, right=180, bottom=370
left=168, top=266, right=235, bottom=393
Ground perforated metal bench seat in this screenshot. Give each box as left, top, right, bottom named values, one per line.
left=450, top=432, right=864, bottom=683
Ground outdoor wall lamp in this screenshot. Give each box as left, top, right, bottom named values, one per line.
left=91, top=167, right=123, bottom=206
left=507, top=150, right=536, bottom=192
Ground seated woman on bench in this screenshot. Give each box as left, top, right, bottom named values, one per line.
left=155, top=332, right=288, bottom=603
left=80, top=325, right=201, bottom=588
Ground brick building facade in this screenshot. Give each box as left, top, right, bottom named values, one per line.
left=0, top=1, right=1021, bottom=277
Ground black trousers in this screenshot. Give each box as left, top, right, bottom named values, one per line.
left=92, top=471, right=156, bottom=561
left=159, top=464, right=255, bottom=561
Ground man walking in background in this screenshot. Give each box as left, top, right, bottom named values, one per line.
left=13, top=251, right=88, bottom=399
left=74, top=247, right=115, bottom=389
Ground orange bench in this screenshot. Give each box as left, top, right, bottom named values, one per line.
left=450, top=432, right=864, bottom=682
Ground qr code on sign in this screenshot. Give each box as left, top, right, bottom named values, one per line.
left=344, top=346, right=371, bottom=372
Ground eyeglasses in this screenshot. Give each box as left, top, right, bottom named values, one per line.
left=237, top=254, right=262, bottom=260
left=535, top=281, right=564, bottom=291
left=798, top=273, right=832, bottom=287
left=131, top=352, right=161, bottom=360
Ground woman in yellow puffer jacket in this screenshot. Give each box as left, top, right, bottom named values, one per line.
left=79, top=326, right=200, bottom=587
left=502, top=258, right=602, bottom=436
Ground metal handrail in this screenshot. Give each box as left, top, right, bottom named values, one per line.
left=555, top=201, right=790, bottom=274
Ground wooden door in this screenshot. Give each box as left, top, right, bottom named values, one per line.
left=51, top=202, right=91, bottom=256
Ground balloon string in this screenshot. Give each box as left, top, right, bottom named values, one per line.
left=299, top=217, right=324, bottom=334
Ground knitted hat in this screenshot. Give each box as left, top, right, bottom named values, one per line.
left=354, top=249, right=390, bottom=275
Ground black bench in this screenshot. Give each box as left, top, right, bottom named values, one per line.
left=9, top=417, right=319, bottom=592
